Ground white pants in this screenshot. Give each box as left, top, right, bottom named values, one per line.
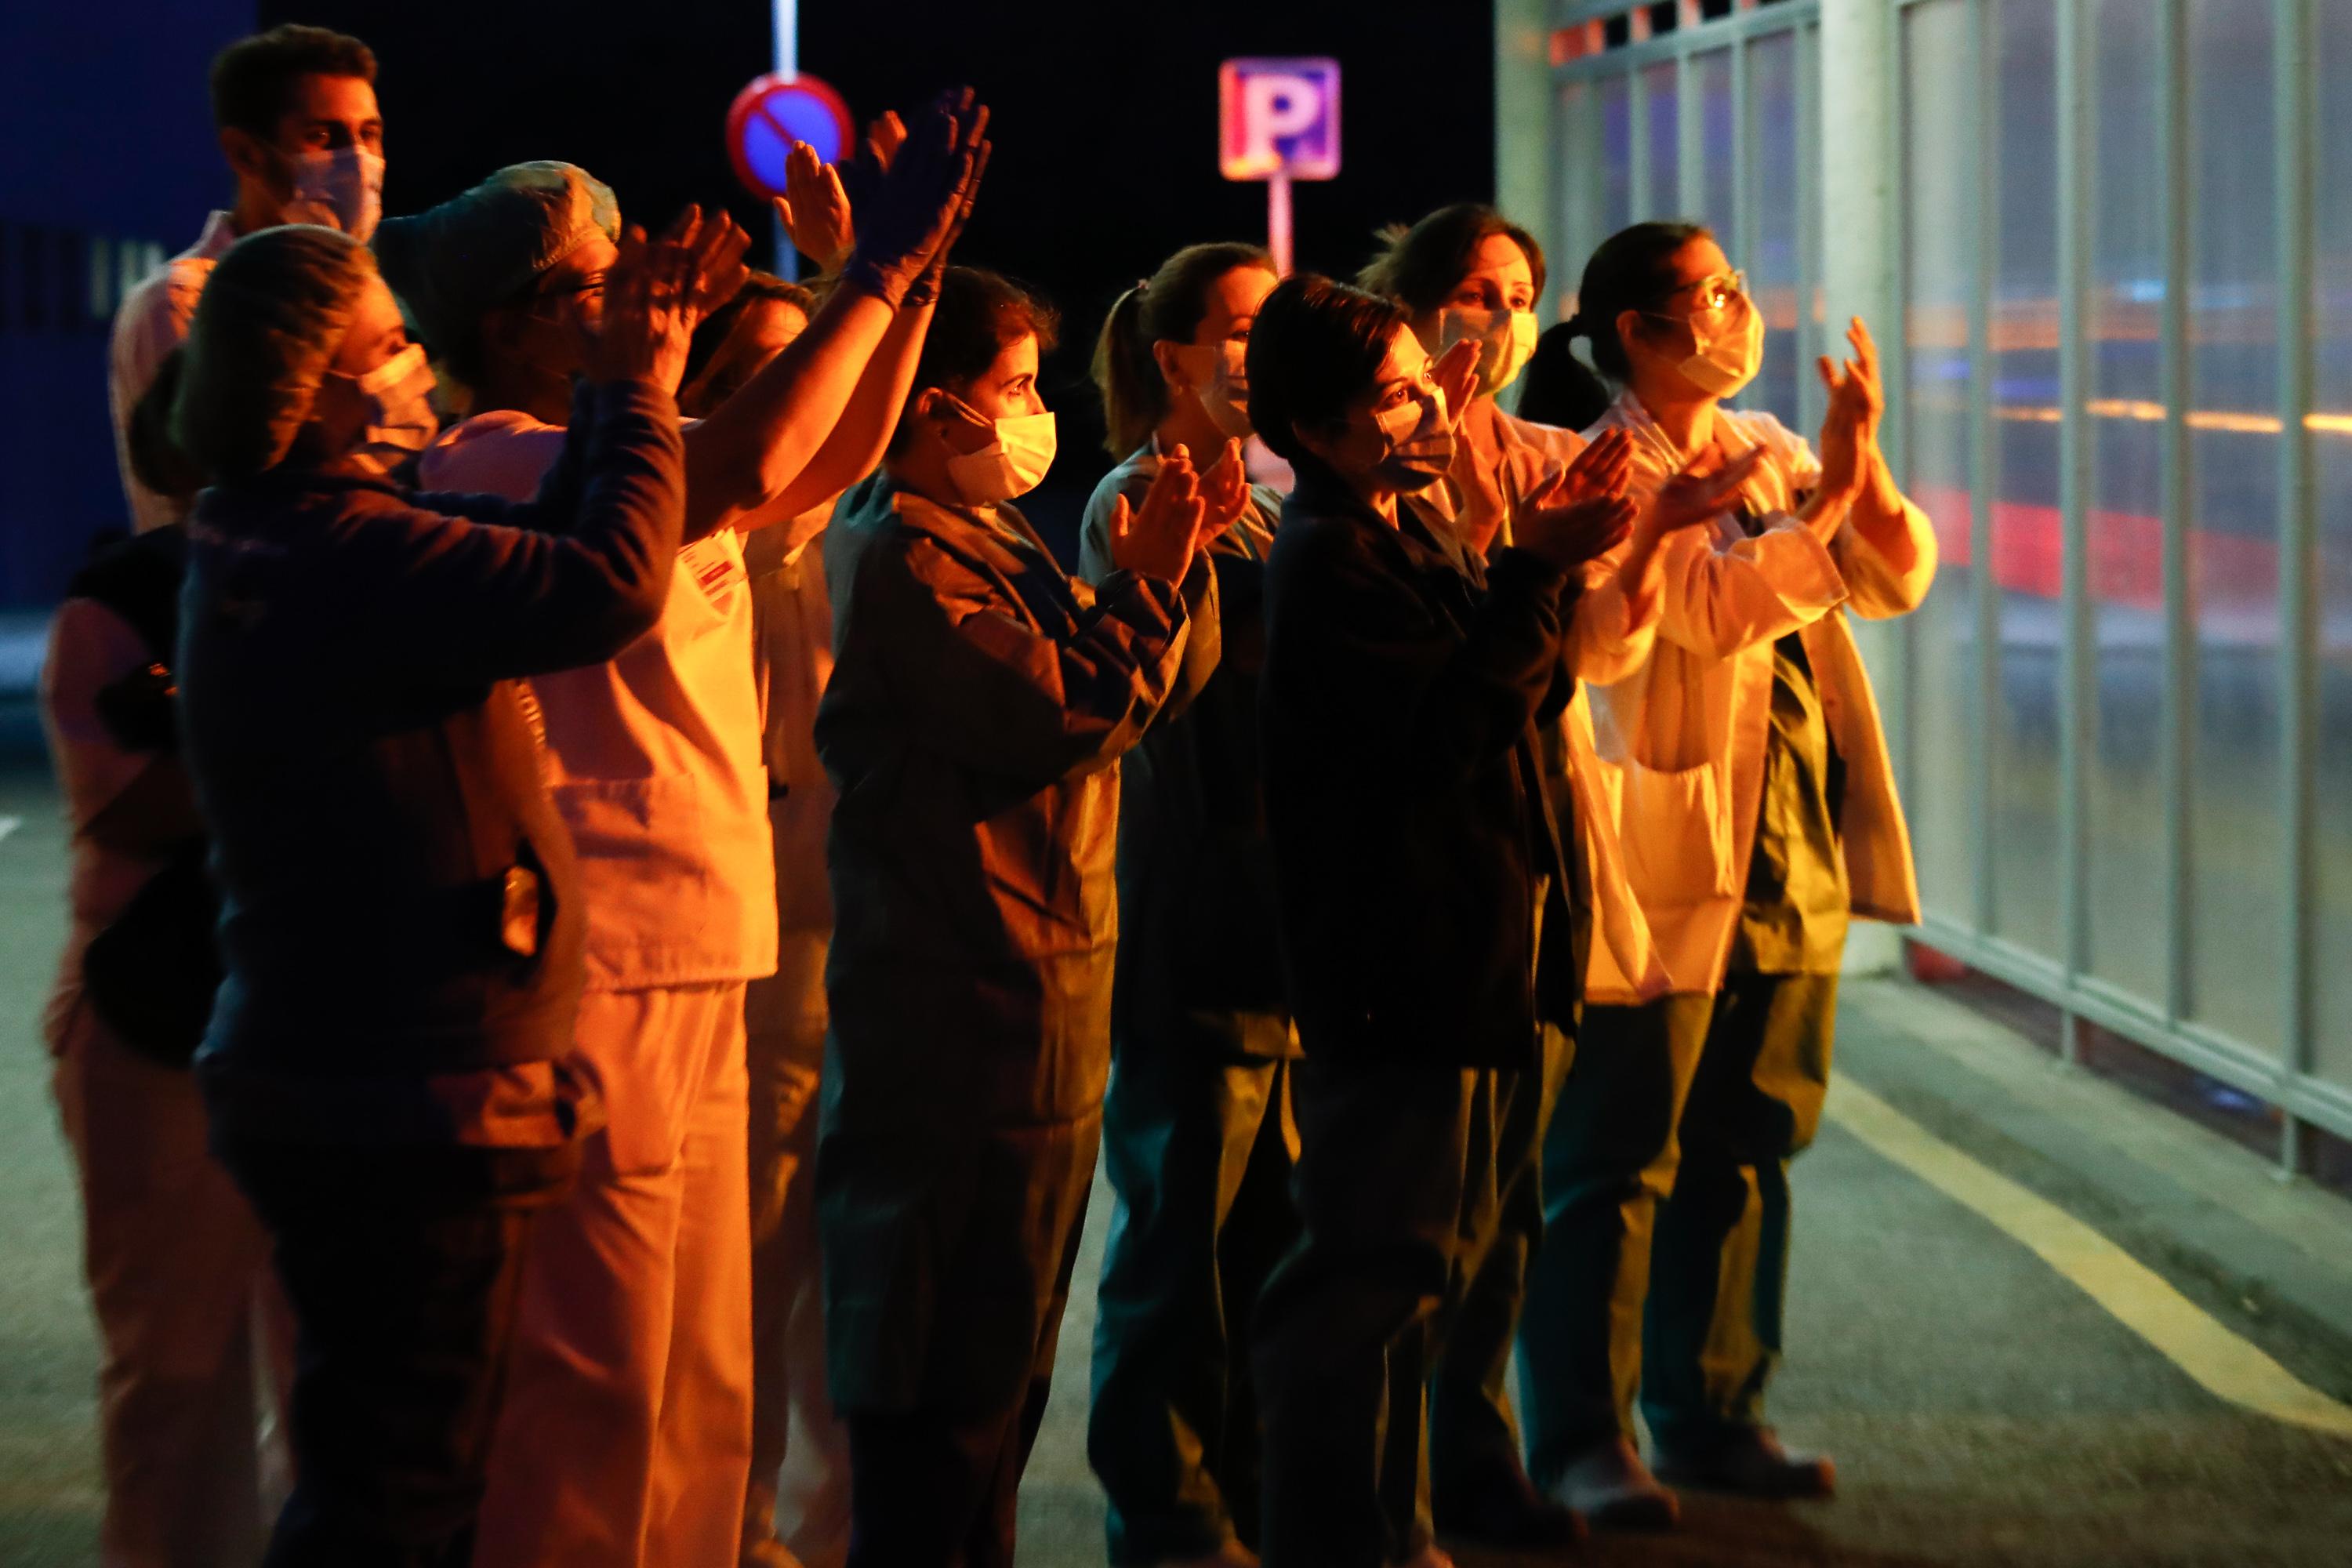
left=742, top=931, right=851, bottom=1568
left=473, top=980, right=754, bottom=1568
left=51, top=1021, right=294, bottom=1568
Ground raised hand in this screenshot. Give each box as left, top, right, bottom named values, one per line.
left=776, top=142, right=854, bottom=269
left=1538, top=427, right=1634, bottom=513
left=1109, top=445, right=1207, bottom=585
left=1810, top=321, right=1879, bottom=532
left=844, top=89, right=991, bottom=308
left=1648, top=445, right=1765, bottom=539
left=583, top=222, right=700, bottom=396
left=677, top=205, right=753, bottom=321
left=1516, top=489, right=1638, bottom=573
left=1192, top=437, right=1251, bottom=550
left=1431, top=338, right=1482, bottom=432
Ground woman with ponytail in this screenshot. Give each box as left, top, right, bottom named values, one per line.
left=1518, top=220, right=1935, bottom=1529
left=1076, top=241, right=1291, bottom=1568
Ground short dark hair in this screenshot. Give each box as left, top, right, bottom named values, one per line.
left=891, top=266, right=1060, bottom=452
left=681, top=270, right=816, bottom=394
left=1565, top=220, right=1712, bottom=381
left=210, top=24, right=377, bottom=140
left=1245, top=274, right=1407, bottom=463
left=1356, top=202, right=1548, bottom=317
left=1091, top=241, right=1275, bottom=456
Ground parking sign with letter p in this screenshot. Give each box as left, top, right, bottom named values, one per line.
left=1219, top=58, right=1341, bottom=181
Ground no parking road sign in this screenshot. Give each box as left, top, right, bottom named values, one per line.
left=727, top=71, right=855, bottom=201
left=1218, top=57, right=1341, bottom=276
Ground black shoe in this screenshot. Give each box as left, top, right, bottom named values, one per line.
left=1435, top=1465, right=1588, bottom=1549
left=1551, top=1436, right=1680, bottom=1529
left=1652, top=1426, right=1836, bottom=1500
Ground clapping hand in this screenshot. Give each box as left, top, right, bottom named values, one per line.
left=776, top=142, right=854, bottom=270
left=584, top=205, right=751, bottom=397
left=844, top=89, right=991, bottom=308
left=1514, top=427, right=1639, bottom=572
left=1650, top=445, right=1765, bottom=539
left=1808, top=318, right=1882, bottom=535
left=1194, top=437, right=1251, bottom=548
left=1108, top=445, right=1208, bottom=586
left=1431, top=338, right=1481, bottom=432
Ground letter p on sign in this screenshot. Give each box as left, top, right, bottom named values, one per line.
left=1219, top=58, right=1341, bottom=181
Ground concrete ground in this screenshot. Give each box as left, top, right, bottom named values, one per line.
left=3, top=757, right=2350, bottom=1567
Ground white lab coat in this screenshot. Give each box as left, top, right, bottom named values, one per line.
left=1574, top=391, right=1937, bottom=1001
left=1450, top=399, right=1674, bottom=1004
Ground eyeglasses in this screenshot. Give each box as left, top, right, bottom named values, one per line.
left=531, top=274, right=608, bottom=305
left=1664, top=270, right=1748, bottom=318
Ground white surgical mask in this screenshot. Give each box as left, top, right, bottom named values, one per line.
left=285, top=146, right=385, bottom=243
left=1168, top=340, right=1254, bottom=443
left=945, top=408, right=1058, bottom=503
left=336, top=343, right=437, bottom=477
left=1673, top=292, right=1763, bottom=399
left=1439, top=305, right=1541, bottom=397
left=1370, top=387, right=1454, bottom=490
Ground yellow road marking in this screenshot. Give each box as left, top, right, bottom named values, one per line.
left=1825, top=1077, right=2352, bottom=1438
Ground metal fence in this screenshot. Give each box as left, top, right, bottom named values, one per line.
left=1531, top=0, right=2352, bottom=1169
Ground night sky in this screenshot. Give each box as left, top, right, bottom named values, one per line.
left=260, top=0, right=1499, bottom=544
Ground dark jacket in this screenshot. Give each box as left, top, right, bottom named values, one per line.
left=179, top=379, right=684, bottom=1116
left=1260, top=463, right=1581, bottom=1071
left=814, top=469, right=1208, bottom=1411
left=1079, top=448, right=1290, bottom=1057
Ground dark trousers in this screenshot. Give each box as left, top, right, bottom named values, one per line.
left=1253, top=1058, right=1521, bottom=1568
left=1426, top=1025, right=1560, bottom=1520
left=217, top=1134, right=572, bottom=1568
left=836, top=1118, right=1097, bottom=1568
left=841, top=1391, right=1048, bottom=1568
left=1516, top=972, right=1837, bottom=1481
left=1088, top=1033, right=1296, bottom=1565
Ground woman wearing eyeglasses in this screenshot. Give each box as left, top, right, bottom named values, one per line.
left=1515, top=222, right=1936, bottom=1527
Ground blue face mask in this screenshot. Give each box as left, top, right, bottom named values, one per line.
left=284, top=146, right=385, bottom=243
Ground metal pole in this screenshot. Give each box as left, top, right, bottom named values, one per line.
left=2159, top=0, right=2193, bottom=1027
left=2274, top=0, right=2316, bottom=1177
left=1269, top=172, right=1294, bottom=278
left=2056, top=0, right=2092, bottom=1062
left=1968, top=0, right=1998, bottom=940
left=772, top=0, right=799, bottom=281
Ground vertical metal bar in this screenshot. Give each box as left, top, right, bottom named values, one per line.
left=1732, top=35, right=1755, bottom=279
left=2160, top=0, right=2194, bottom=1026
left=2056, top=0, right=2092, bottom=1061
left=1969, top=0, right=2000, bottom=939
left=1630, top=60, right=1653, bottom=224
left=1888, top=3, right=1919, bottom=797
left=1677, top=38, right=1704, bottom=220
left=1796, top=19, right=1824, bottom=436
left=2274, top=0, right=2316, bottom=1176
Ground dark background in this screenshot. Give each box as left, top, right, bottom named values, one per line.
left=255, top=0, right=1499, bottom=552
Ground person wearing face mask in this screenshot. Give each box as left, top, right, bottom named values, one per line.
left=1360, top=203, right=1737, bottom=1549
left=1076, top=241, right=1291, bottom=1568
left=1516, top=221, right=1936, bottom=1526
left=816, top=264, right=1234, bottom=1568
left=1245, top=274, right=1751, bottom=1568
left=40, top=347, right=298, bottom=1568
left=110, top=25, right=387, bottom=538
left=1358, top=204, right=1573, bottom=554
left=372, top=105, right=985, bottom=1568
left=671, top=268, right=861, bottom=1568
left=169, top=220, right=699, bottom=1566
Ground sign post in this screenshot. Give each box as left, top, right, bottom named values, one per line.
left=1218, top=58, right=1341, bottom=275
